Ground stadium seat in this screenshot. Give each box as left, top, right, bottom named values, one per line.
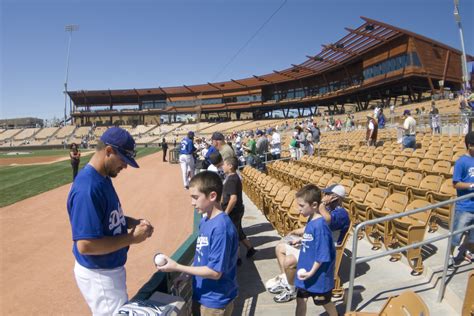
left=431, top=160, right=452, bottom=178
left=376, top=169, right=404, bottom=193
left=408, top=175, right=443, bottom=201
left=401, top=157, right=420, bottom=172
left=353, top=188, right=388, bottom=235
left=391, top=199, right=432, bottom=274
left=263, top=182, right=287, bottom=219
left=391, top=172, right=423, bottom=196
left=427, top=179, right=456, bottom=232
left=418, top=159, right=435, bottom=176
left=366, top=166, right=389, bottom=187
left=350, top=163, right=365, bottom=182
left=333, top=218, right=353, bottom=298
left=359, top=165, right=377, bottom=184
left=317, top=173, right=334, bottom=188
left=462, top=271, right=474, bottom=316
left=366, top=193, right=409, bottom=250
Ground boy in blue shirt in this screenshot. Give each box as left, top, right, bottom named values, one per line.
left=157, top=171, right=238, bottom=316
left=294, top=184, right=337, bottom=316
left=450, top=131, right=474, bottom=267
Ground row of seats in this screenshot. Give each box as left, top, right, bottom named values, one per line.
left=264, top=159, right=456, bottom=274
left=241, top=165, right=351, bottom=297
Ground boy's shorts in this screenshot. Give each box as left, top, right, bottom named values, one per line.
left=296, top=289, right=332, bottom=306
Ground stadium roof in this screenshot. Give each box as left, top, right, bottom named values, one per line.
left=69, top=16, right=473, bottom=105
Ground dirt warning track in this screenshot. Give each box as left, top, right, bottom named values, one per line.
left=0, top=151, right=194, bottom=315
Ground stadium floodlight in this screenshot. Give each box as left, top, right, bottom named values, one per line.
left=64, top=24, right=79, bottom=126
left=453, top=0, right=469, bottom=90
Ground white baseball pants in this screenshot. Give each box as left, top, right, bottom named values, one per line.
left=179, top=154, right=195, bottom=187
left=74, top=261, right=128, bottom=316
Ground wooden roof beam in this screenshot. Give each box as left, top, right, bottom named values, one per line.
left=253, top=75, right=273, bottom=84
left=322, top=44, right=359, bottom=57
left=345, top=27, right=388, bottom=42
left=291, top=64, right=320, bottom=75
left=273, top=70, right=298, bottom=80
left=183, top=85, right=195, bottom=93
left=231, top=79, right=248, bottom=88
left=306, top=55, right=340, bottom=65
left=207, top=82, right=222, bottom=91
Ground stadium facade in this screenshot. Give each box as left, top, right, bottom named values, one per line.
left=68, top=17, right=473, bottom=126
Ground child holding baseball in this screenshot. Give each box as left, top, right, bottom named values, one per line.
left=294, top=184, right=337, bottom=316
left=156, top=171, right=238, bottom=316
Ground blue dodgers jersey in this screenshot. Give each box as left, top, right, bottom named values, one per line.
left=453, top=155, right=474, bottom=212
left=329, top=206, right=351, bottom=245
left=67, top=164, right=129, bottom=269
left=192, top=212, right=238, bottom=308
left=295, top=216, right=335, bottom=294
left=179, top=137, right=194, bottom=155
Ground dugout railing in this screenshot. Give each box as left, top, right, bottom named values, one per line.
left=345, top=191, right=474, bottom=314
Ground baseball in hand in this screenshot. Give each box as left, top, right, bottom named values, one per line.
left=154, top=253, right=167, bottom=267
left=297, top=268, right=307, bottom=278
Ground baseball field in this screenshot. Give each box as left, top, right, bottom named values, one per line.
left=0, top=148, right=195, bottom=314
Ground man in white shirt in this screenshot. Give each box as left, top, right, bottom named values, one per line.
left=270, top=128, right=281, bottom=160
left=400, top=110, right=417, bottom=149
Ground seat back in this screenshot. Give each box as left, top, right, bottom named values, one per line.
left=280, top=190, right=297, bottom=208
left=380, top=291, right=430, bottom=316
left=419, top=175, right=443, bottom=193
left=263, top=178, right=278, bottom=192
left=405, top=199, right=432, bottom=223
left=371, top=153, right=384, bottom=165
left=385, top=169, right=405, bottom=184
left=393, top=156, right=408, bottom=169
left=380, top=154, right=395, bottom=166
left=401, top=148, right=414, bottom=157
left=360, top=165, right=376, bottom=178
left=372, top=166, right=389, bottom=181
left=317, top=173, right=333, bottom=188
left=403, top=157, right=420, bottom=171
left=418, top=159, right=435, bottom=174
left=327, top=175, right=342, bottom=187
left=400, top=172, right=423, bottom=188
left=412, top=148, right=426, bottom=159
left=340, top=161, right=354, bottom=174
left=350, top=162, right=364, bottom=175
left=340, top=179, right=355, bottom=195
left=424, top=149, right=439, bottom=160
left=383, top=193, right=409, bottom=214
left=432, top=160, right=451, bottom=176
left=365, top=188, right=390, bottom=210
left=350, top=183, right=371, bottom=203
left=309, top=170, right=324, bottom=184
left=462, top=271, right=474, bottom=316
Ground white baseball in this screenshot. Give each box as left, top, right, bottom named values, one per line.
left=154, top=253, right=167, bottom=267
left=297, top=268, right=307, bottom=278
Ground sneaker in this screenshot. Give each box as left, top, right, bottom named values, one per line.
left=265, top=274, right=285, bottom=290
left=246, top=247, right=258, bottom=258
left=273, top=288, right=297, bottom=303
left=448, top=255, right=462, bottom=270
left=268, top=279, right=288, bottom=294
left=464, top=250, right=472, bottom=263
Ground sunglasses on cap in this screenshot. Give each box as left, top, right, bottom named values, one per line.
left=106, top=143, right=137, bottom=158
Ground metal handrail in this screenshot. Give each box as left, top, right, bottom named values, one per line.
left=346, top=191, right=474, bottom=313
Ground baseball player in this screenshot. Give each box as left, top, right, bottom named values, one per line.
left=179, top=131, right=196, bottom=189
left=66, top=127, right=154, bottom=315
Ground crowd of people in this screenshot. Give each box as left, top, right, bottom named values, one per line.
left=64, top=104, right=474, bottom=315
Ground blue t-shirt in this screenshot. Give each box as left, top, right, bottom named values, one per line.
left=453, top=155, right=474, bottom=213
left=193, top=212, right=238, bottom=308
left=329, top=206, right=351, bottom=245
left=205, top=146, right=217, bottom=162
left=295, top=216, right=335, bottom=294
left=179, top=137, right=195, bottom=155
left=67, top=164, right=129, bottom=269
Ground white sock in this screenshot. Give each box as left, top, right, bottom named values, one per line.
left=288, top=284, right=296, bottom=292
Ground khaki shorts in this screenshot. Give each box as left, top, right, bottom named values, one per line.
left=192, top=300, right=234, bottom=316
left=285, top=243, right=300, bottom=259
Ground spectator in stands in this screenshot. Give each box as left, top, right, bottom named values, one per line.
left=305, top=127, right=314, bottom=156
left=430, top=102, right=441, bottom=134
left=161, top=138, right=168, bottom=162
left=374, top=104, right=381, bottom=119
left=450, top=131, right=474, bottom=268
left=268, top=185, right=349, bottom=305
left=243, top=132, right=257, bottom=167
left=157, top=171, right=238, bottom=316
left=344, top=114, right=352, bottom=131
left=256, top=130, right=269, bottom=167
left=69, top=143, right=81, bottom=180
left=377, top=109, right=386, bottom=129
left=270, top=128, right=281, bottom=160
left=366, top=114, right=378, bottom=147
left=222, top=156, right=257, bottom=266
left=208, top=151, right=225, bottom=181
left=399, top=110, right=417, bottom=149
left=311, top=121, right=321, bottom=144
left=289, top=133, right=298, bottom=160
left=295, top=126, right=305, bottom=160
left=210, top=132, right=236, bottom=162
left=179, top=131, right=196, bottom=189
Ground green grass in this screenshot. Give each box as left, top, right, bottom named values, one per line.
left=0, top=147, right=160, bottom=208
left=0, top=149, right=73, bottom=158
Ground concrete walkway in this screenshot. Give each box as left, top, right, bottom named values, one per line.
left=232, top=193, right=470, bottom=315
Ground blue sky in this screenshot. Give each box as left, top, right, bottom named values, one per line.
left=1, top=0, right=473, bottom=120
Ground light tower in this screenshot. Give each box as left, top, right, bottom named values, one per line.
left=453, top=0, right=470, bottom=90
left=64, top=24, right=79, bottom=126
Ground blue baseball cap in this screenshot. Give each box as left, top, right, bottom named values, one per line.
left=100, top=127, right=139, bottom=168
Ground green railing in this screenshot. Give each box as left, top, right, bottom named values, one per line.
left=132, top=209, right=200, bottom=300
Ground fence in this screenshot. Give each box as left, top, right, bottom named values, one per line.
left=346, top=192, right=474, bottom=313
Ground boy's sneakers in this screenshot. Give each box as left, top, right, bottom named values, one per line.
left=448, top=255, right=462, bottom=270
left=464, top=250, right=472, bottom=263
left=273, top=287, right=297, bottom=303
left=265, top=274, right=286, bottom=291
left=268, top=278, right=289, bottom=294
